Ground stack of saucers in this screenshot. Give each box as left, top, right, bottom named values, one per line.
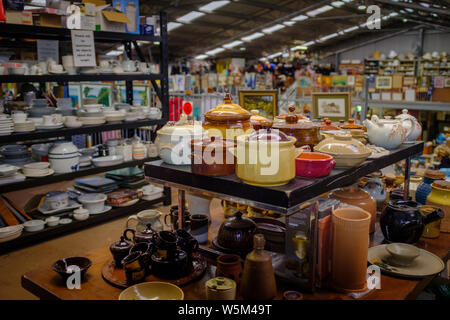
left=22, top=162, right=54, bottom=178
left=0, top=115, right=14, bottom=136
left=78, top=104, right=105, bottom=125
left=0, top=225, right=24, bottom=243
left=13, top=120, right=36, bottom=133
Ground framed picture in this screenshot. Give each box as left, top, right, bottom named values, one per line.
left=238, top=90, right=278, bottom=119
left=445, top=77, right=450, bottom=88
left=68, top=83, right=81, bottom=109
left=392, top=74, right=403, bottom=89
left=403, top=76, right=416, bottom=86
left=298, top=76, right=311, bottom=88
left=116, top=85, right=150, bottom=107
left=332, top=75, right=347, bottom=87
left=375, top=76, right=392, bottom=89
left=312, top=92, right=351, bottom=121
left=80, top=83, right=113, bottom=107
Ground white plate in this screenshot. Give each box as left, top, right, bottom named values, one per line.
left=92, top=155, right=124, bottom=167
left=59, top=218, right=72, bottom=224
left=36, top=123, right=64, bottom=130
left=89, top=205, right=112, bottom=215
left=38, top=199, right=82, bottom=215
left=23, top=168, right=54, bottom=178
left=111, top=198, right=139, bottom=207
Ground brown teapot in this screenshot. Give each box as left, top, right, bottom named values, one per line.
left=125, top=223, right=156, bottom=244
left=110, top=231, right=133, bottom=267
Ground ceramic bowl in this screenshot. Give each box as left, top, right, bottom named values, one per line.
left=386, top=243, right=420, bottom=266
left=52, top=257, right=92, bottom=280
left=295, top=152, right=336, bottom=178
left=23, top=162, right=49, bottom=170
left=78, top=193, right=106, bottom=214
left=45, top=191, right=69, bottom=210
left=73, top=211, right=90, bottom=221
left=0, top=225, right=24, bottom=238
left=118, top=282, right=184, bottom=300
left=45, top=216, right=60, bottom=227
left=92, top=155, right=124, bottom=167
left=23, top=220, right=45, bottom=232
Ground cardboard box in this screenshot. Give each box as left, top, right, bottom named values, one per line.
left=112, top=0, right=139, bottom=34
left=38, top=13, right=63, bottom=28
left=95, top=5, right=129, bottom=33
left=63, top=13, right=96, bottom=30
left=6, top=10, right=33, bottom=25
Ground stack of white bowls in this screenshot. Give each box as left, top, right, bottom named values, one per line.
left=78, top=104, right=105, bottom=125
left=22, top=162, right=53, bottom=177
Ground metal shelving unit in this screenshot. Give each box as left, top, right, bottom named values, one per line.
left=0, top=13, right=171, bottom=251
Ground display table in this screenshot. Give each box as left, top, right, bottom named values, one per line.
left=21, top=224, right=449, bottom=300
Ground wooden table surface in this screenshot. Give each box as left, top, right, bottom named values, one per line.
left=21, top=223, right=450, bottom=300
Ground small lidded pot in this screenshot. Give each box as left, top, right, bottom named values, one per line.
left=202, top=93, right=253, bottom=141
left=341, top=118, right=363, bottom=130
left=110, top=232, right=134, bottom=267
left=250, top=110, right=271, bottom=131
left=190, top=136, right=236, bottom=176
left=272, top=106, right=321, bottom=149
left=216, top=211, right=257, bottom=255
left=205, top=277, right=237, bottom=300
left=125, top=224, right=156, bottom=244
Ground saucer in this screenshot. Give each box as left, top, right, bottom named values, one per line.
left=38, top=199, right=82, bottom=215
left=23, top=168, right=54, bottom=178
left=89, top=205, right=112, bottom=215
left=59, top=218, right=72, bottom=224
left=368, top=244, right=445, bottom=278
left=36, top=123, right=64, bottom=130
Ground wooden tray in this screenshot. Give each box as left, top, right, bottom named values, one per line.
left=101, top=253, right=207, bottom=289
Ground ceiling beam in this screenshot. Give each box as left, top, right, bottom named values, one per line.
left=238, top=0, right=292, bottom=13
left=372, top=0, right=450, bottom=16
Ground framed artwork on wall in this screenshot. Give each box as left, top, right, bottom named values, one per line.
left=238, top=90, right=278, bottom=119
left=312, top=92, right=351, bottom=121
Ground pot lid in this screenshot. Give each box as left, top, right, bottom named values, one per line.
left=206, top=277, right=236, bottom=291
left=250, top=110, right=268, bottom=122
left=222, top=211, right=257, bottom=230
left=273, top=107, right=318, bottom=130
left=204, top=93, right=251, bottom=121
left=341, top=119, right=363, bottom=129
left=247, top=128, right=291, bottom=142
left=276, top=106, right=306, bottom=120
left=395, top=109, right=415, bottom=120
left=432, top=180, right=450, bottom=190
left=112, top=235, right=132, bottom=249
left=321, top=119, right=340, bottom=131
left=136, top=223, right=155, bottom=236
left=315, top=134, right=371, bottom=155
left=424, top=169, right=446, bottom=180
left=157, top=114, right=200, bottom=136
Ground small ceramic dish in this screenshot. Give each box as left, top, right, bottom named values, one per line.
left=59, top=218, right=72, bottom=225
left=92, top=155, right=124, bottom=167
left=295, top=152, right=336, bottom=178
left=45, top=216, right=60, bottom=227
left=78, top=193, right=107, bottom=214
left=118, top=282, right=184, bottom=300
left=23, top=220, right=45, bottom=232
left=73, top=207, right=90, bottom=221
left=385, top=243, right=420, bottom=266
left=52, top=257, right=92, bottom=280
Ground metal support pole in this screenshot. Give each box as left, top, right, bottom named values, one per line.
left=403, top=157, right=411, bottom=200
left=362, top=76, right=369, bottom=121
left=177, top=189, right=185, bottom=230
left=159, top=11, right=170, bottom=123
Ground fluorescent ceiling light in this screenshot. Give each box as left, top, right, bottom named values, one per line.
left=343, top=25, right=358, bottom=33
left=168, top=22, right=182, bottom=31
left=307, top=5, right=333, bottom=17
left=389, top=12, right=399, bottom=17
left=223, top=40, right=243, bottom=49
left=342, top=0, right=354, bottom=2
left=195, top=54, right=209, bottom=59
left=302, top=41, right=315, bottom=46
left=177, top=11, right=205, bottom=23
left=268, top=52, right=282, bottom=59
left=358, top=5, right=366, bottom=10
left=331, top=1, right=345, bottom=7
left=319, top=33, right=338, bottom=41
left=205, top=47, right=225, bottom=55
left=259, top=57, right=267, bottom=61
left=291, top=46, right=307, bottom=51
left=117, top=45, right=124, bottom=50
left=106, top=50, right=123, bottom=56
left=241, top=32, right=264, bottom=42
left=291, top=14, right=308, bottom=22
left=262, top=24, right=285, bottom=34
left=360, top=21, right=367, bottom=27
left=199, top=1, right=230, bottom=12
left=283, top=21, right=296, bottom=26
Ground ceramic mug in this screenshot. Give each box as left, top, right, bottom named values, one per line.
left=38, top=61, right=48, bottom=74
left=164, top=206, right=191, bottom=230
left=129, top=242, right=153, bottom=272
left=121, top=252, right=146, bottom=283
left=190, top=214, right=209, bottom=244
left=175, top=229, right=199, bottom=258
left=216, top=254, right=243, bottom=284
left=62, top=55, right=74, bottom=69
left=155, top=231, right=178, bottom=261
left=43, top=115, right=55, bottom=126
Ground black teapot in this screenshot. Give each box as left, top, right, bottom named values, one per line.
left=380, top=200, right=444, bottom=244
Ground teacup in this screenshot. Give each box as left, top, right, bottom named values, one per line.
left=38, top=61, right=48, bottom=74
left=43, top=115, right=56, bottom=126
left=64, top=116, right=78, bottom=124
left=121, top=252, right=146, bottom=283
left=62, top=55, right=74, bottom=69
left=386, top=243, right=420, bottom=267
left=155, top=231, right=178, bottom=261
left=53, top=114, right=64, bottom=123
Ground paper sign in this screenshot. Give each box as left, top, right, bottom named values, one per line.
left=71, top=30, right=96, bottom=67
left=37, top=40, right=59, bottom=63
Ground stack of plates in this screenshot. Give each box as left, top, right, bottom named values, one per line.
left=104, top=110, right=126, bottom=123
left=79, top=117, right=106, bottom=125
left=0, top=115, right=14, bottom=136
left=22, top=162, right=54, bottom=177
left=0, top=164, right=20, bottom=177
left=0, top=225, right=24, bottom=243
left=0, top=173, right=26, bottom=185
left=13, top=120, right=36, bottom=133
left=36, top=122, right=64, bottom=130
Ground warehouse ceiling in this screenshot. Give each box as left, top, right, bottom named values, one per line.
left=138, top=0, right=450, bottom=61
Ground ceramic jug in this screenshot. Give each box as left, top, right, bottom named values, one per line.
left=416, top=170, right=446, bottom=205
left=395, top=109, right=422, bottom=142
left=240, top=234, right=277, bottom=300
left=126, top=209, right=163, bottom=232
left=363, top=115, right=406, bottom=149
left=426, top=180, right=450, bottom=233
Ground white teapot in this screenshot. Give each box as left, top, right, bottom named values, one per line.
left=364, top=115, right=406, bottom=150
left=395, top=109, right=422, bottom=143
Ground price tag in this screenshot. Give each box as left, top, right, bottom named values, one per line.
left=71, top=30, right=96, bottom=67
left=37, top=40, right=59, bottom=63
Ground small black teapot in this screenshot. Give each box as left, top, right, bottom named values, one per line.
left=380, top=200, right=444, bottom=244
